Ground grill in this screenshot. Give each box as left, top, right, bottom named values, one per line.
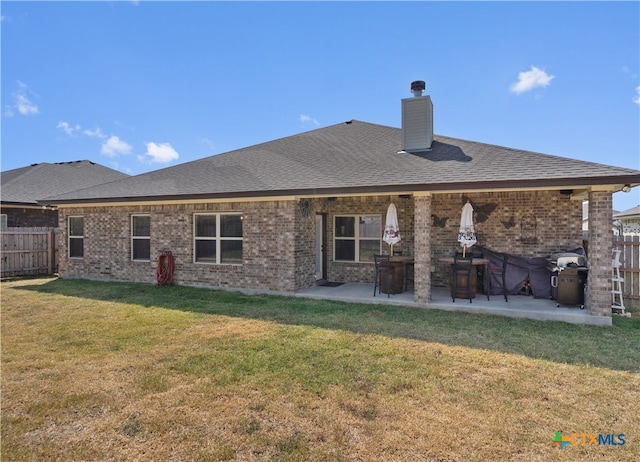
left=547, top=253, right=588, bottom=308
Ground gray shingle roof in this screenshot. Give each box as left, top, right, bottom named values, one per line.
left=40, top=121, right=640, bottom=204
left=1, top=160, right=129, bottom=205
left=614, top=205, right=640, bottom=219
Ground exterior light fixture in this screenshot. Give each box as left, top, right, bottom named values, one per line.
left=622, top=184, right=631, bottom=193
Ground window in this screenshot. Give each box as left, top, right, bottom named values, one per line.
left=194, top=213, right=243, bottom=264
left=0, top=214, right=7, bottom=228
left=68, top=216, right=84, bottom=258
left=131, top=215, right=151, bottom=261
left=334, top=215, right=381, bottom=262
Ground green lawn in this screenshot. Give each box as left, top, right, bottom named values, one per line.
left=2, top=277, right=639, bottom=461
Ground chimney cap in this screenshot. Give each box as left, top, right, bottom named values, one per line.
left=411, top=80, right=426, bottom=95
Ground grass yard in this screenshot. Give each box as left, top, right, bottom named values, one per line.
left=2, top=277, right=639, bottom=461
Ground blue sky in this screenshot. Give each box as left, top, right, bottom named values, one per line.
left=2, top=1, right=639, bottom=211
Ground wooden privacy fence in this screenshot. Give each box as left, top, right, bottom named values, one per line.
left=612, top=235, right=640, bottom=307
left=1, top=228, right=58, bottom=278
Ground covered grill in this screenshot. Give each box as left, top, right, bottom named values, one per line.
left=547, top=252, right=588, bottom=308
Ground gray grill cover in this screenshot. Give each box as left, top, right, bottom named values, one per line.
left=478, top=247, right=585, bottom=299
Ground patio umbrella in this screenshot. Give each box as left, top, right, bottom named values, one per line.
left=383, top=203, right=401, bottom=255
left=457, top=200, right=477, bottom=257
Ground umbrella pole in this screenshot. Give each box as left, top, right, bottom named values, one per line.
left=463, top=244, right=466, bottom=258
left=390, top=244, right=394, bottom=256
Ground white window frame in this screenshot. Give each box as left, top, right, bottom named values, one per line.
left=68, top=216, right=84, bottom=259
left=333, top=214, right=382, bottom=263
left=131, top=214, right=151, bottom=262
left=193, top=213, right=243, bottom=265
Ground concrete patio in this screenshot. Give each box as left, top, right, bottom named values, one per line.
left=295, top=283, right=612, bottom=326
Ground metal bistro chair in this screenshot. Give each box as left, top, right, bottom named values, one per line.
left=486, top=252, right=508, bottom=302
left=374, top=254, right=395, bottom=298
left=452, top=253, right=474, bottom=303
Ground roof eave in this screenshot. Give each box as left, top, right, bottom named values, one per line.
left=41, top=175, right=640, bottom=206
left=1, top=200, right=40, bottom=207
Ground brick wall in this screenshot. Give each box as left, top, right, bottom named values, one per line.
left=58, top=190, right=585, bottom=297
left=430, top=191, right=584, bottom=287
left=414, top=194, right=432, bottom=303
left=59, top=200, right=301, bottom=292
left=317, top=195, right=415, bottom=284
left=294, top=199, right=317, bottom=289
left=2, top=207, right=58, bottom=228
left=586, top=191, right=613, bottom=316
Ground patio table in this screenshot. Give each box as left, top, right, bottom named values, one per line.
left=380, top=256, right=414, bottom=294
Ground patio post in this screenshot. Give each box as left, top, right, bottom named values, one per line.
left=413, top=193, right=432, bottom=304
left=586, top=190, right=613, bottom=316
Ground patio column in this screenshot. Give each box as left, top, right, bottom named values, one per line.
left=586, top=190, right=613, bottom=317
left=413, top=193, right=432, bottom=303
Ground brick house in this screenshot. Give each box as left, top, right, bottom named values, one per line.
left=1, top=160, right=129, bottom=228
left=43, top=83, right=640, bottom=318
left=613, top=205, right=640, bottom=236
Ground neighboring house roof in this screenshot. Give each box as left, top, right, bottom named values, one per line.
left=614, top=205, right=640, bottom=219
left=41, top=121, right=640, bottom=204
left=1, top=160, right=129, bottom=206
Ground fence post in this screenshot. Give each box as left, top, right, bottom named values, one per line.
left=48, top=230, right=55, bottom=275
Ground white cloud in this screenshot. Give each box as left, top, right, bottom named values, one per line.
left=58, top=121, right=107, bottom=139
left=300, top=114, right=320, bottom=126
left=143, top=142, right=179, bottom=164
left=510, top=66, right=555, bottom=94
left=57, top=121, right=81, bottom=136
left=633, top=86, right=640, bottom=105
left=5, top=81, right=39, bottom=116
left=101, top=135, right=132, bottom=157
left=15, top=94, right=39, bottom=115
left=84, top=127, right=106, bottom=139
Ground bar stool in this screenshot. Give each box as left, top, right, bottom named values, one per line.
left=404, top=261, right=414, bottom=291
left=486, top=253, right=508, bottom=302
left=374, top=254, right=394, bottom=298
left=611, top=249, right=626, bottom=316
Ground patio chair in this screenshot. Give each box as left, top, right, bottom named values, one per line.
left=452, top=254, right=474, bottom=303
left=486, top=253, right=508, bottom=302
left=404, top=261, right=414, bottom=291
left=374, top=254, right=394, bottom=298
